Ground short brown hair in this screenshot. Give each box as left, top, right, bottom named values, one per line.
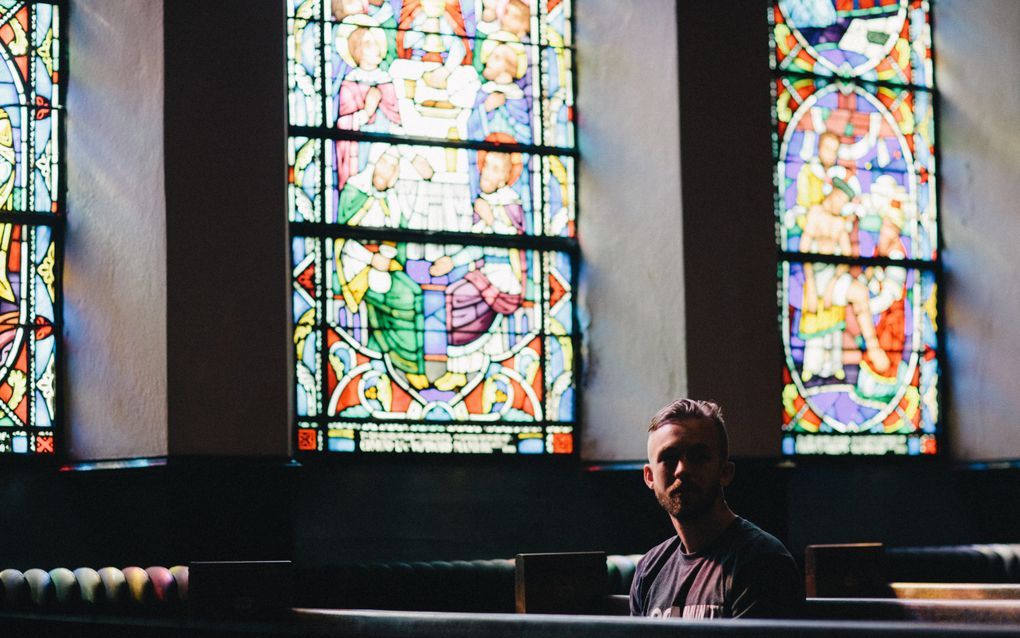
left=648, top=399, right=729, bottom=461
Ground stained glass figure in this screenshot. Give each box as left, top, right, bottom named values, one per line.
left=771, top=1, right=937, bottom=456
left=774, top=78, right=936, bottom=261
left=289, top=0, right=574, bottom=149
left=290, top=138, right=576, bottom=235
left=325, top=25, right=547, bottom=144
left=0, top=2, right=63, bottom=455
left=327, top=139, right=537, bottom=231
left=781, top=261, right=937, bottom=454
left=289, top=0, right=576, bottom=455
left=293, top=236, right=572, bottom=417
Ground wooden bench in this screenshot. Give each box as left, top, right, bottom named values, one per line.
left=806, top=544, right=1020, bottom=601
left=2, top=608, right=1020, bottom=637
left=522, top=549, right=1020, bottom=624
left=804, top=598, right=1020, bottom=625
left=889, top=583, right=1020, bottom=600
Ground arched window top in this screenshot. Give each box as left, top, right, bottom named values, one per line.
left=771, top=0, right=932, bottom=88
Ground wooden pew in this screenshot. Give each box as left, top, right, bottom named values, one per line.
left=806, top=543, right=888, bottom=597
left=804, top=598, right=1020, bottom=625
left=519, top=548, right=1020, bottom=625
left=514, top=552, right=607, bottom=614
left=806, top=544, right=1020, bottom=600
left=3, top=608, right=1020, bottom=637
left=889, top=583, right=1020, bottom=600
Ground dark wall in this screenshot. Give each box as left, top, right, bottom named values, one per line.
left=164, top=0, right=291, bottom=456
left=678, top=0, right=781, bottom=460
left=0, top=458, right=1014, bottom=571
left=0, top=458, right=783, bottom=569
left=292, top=461, right=671, bottom=564
left=0, top=460, right=292, bottom=570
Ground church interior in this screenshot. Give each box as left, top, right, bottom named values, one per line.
left=0, top=0, right=1018, bottom=634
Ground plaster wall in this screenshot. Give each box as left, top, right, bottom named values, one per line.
left=937, top=0, right=1020, bottom=461
left=64, top=0, right=167, bottom=459
left=577, top=0, right=685, bottom=462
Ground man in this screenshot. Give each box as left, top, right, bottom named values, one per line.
left=631, top=399, right=802, bottom=619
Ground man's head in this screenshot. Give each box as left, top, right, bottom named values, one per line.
left=644, top=399, right=734, bottom=523
left=817, top=131, right=840, bottom=169
left=480, top=0, right=503, bottom=22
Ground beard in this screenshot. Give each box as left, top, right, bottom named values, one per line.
left=655, top=481, right=721, bottom=522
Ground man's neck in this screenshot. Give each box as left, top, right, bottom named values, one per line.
left=672, top=500, right=737, bottom=554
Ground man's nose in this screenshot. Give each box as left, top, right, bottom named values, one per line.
left=673, top=458, right=687, bottom=477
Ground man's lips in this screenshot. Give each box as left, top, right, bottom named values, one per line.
left=668, top=483, right=697, bottom=497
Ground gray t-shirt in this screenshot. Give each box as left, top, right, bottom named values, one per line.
left=629, top=517, right=802, bottom=619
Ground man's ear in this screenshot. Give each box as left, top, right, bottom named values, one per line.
left=643, top=464, right=655, bottom=490
left=720, top=460, right=735, bottom=488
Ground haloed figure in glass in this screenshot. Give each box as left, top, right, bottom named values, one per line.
left=335, top=145, right=430, bottom=390
left=335, top=18, right=402, bottom=191
left=631, top=400, right=801, bottom=619
left=469, top=34, right=532, bottom=143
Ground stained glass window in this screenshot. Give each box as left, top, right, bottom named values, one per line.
left=0, top=1, right=62, bottom=456
left=288, top=0, right=576, bottom=455
left=771, top=0, right=939, bottom=456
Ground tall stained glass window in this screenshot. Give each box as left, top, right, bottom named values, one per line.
left=288, top=0, right=577, bottom=455
left=770, top=0, right=939, bottom=456
left=0, top=1, right=62, bottom=456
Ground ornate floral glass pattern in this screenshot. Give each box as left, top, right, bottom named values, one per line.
left=0, top=1, right=62, bottom=455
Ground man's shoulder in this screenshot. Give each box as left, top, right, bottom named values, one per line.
left=630, top=535, right=685, bottom=616
left=727, top=518, right=795, bottom=563
left=724, top=519, right=803, bottom=618
left=638, top=536, right=682, bottom=570
left=634, top=535, right=683, bottom=584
